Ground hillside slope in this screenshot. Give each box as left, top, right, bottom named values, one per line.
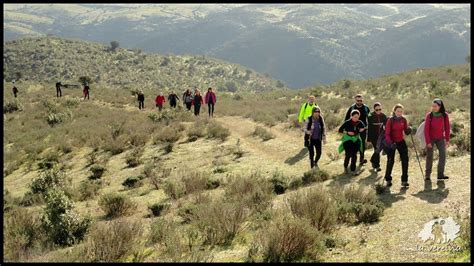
left=3, top=37, right=288, bottom=92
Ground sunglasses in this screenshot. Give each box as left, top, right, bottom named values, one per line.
left=356, top=100, right=363, bottom=103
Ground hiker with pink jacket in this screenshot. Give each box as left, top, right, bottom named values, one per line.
left=205, top=87, right=217, bottom=118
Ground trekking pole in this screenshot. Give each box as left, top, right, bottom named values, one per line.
left=410, top=134, right=425, bottom=178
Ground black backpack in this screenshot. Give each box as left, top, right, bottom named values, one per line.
left=376, top=117, right=396, bottom=155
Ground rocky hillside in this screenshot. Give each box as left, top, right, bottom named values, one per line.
left=3, top=36, right=288, bottom=92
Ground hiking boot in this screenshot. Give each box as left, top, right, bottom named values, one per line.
left=402, top=182, right=410, bottom=188
left=425, top=176, right=431, bottom=181
left=344, top=168, right=349, bottom=174
left=376, top=167, right=382, bottom=172
left=437, top=176, right=449, bottom=180
left=386, top=181, right=392, bottom=187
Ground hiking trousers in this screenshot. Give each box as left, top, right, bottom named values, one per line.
left=185, top=102, right=192, bottom=111
left=359, top=131, right=367, bottom=162
left=56, top=87, right=62, bottom=97
left=308, top=138, right=322, bottom=168
left=208, top=103, right=215, bottom=117
left=384, top=140, right=409, bottom=182
left=139, top=101, right=144, bottom=110
left=425, top=139, right=446, bottom=179
left=370, top=141, right=381, bottom=168
left=194, top=104, right=201, bottom=116
left=343, top=140, right=360, bottom=171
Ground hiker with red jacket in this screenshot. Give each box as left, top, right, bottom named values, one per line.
left=367, top=102, right=387, bottom=172
left=155, top=92, right=166, bottom=111
left=205, top=87, right=217, bottom=118
left=384, top=104, right=413, bottom=188
left=424, top=98, right=450, bottom=181
left=192, top=89, right=204, bottom=116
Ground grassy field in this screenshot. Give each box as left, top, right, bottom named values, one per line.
left=3, top=62, right=471, bottom=262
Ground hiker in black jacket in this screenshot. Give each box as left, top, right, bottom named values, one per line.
left=367, top=102, right=387, bottom=172
left=56, top=81, right=62, bottom=97
left=344, top=94, right=370, bottom=166
left=303, top=107, right=326, bottom=168
left=137, top=90, right=145, bottom=110
left=12, top=83, right=18, bottom=98
left=168, top=91, right=179, bottom=108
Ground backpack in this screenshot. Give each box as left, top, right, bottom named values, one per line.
left=415, top=113, right=449, bottom=149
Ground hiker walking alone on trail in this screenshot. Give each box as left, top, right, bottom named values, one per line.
left=137, top=90, right=145, bottom=110
left=367, top=102, right=387, bottom=172
left=205, top=87, right=217, bottom=118
left=384, top=104, right=413, bottom=188
left=155, top=92, right=166, bottom=111
left=183, top=89, right=193, bottom=111
left=83, top=83, right=90, bottom=100
left=192, top=89, right=204, bottom=116
left=344, top=94, right=370, bottom=166
left=12, top=82, right=18, bottom=98
left=338, top=110, right=366, bottom=176
left=168, top=91, right=179, bottom=108
left=304, top=107, right=326, bottom=169
left=56, top=81, right=62, bottom=98
left=298, top=95, right=319, bottom=148
left=424, top=98, right=451, bottom=181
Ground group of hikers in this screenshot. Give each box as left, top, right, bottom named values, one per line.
left=11, top=81, right=217, bottom=118
left=137, top=87, right=217, bottom=117
left=298, top=94, right=450, bottom=188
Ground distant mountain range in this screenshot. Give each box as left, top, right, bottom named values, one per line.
left=4, top=4, right=470, bottom=88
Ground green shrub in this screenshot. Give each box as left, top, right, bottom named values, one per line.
left=206, top=177, right=221, bottom=189
left=98, top=193, right=137, bottom=218
left=252, top=126, right=275, bottom=141
left=154, top=125, right=181, bottom=144
left=79, top=180, right=102, bottom=201
left=89, top=164, right=106, bottom=180
left=29, top=166, right=67, bottom=195
left=333, top=184, right=385, bottom=224
left=287, top=186, right=337, bottom=233
left=302, top=168, right=330, bottom=185
left=148, top=202, right=171, bottom=217
left=149, top=218, right=178, bottom=244
left=37, top=150, right=61, bottom=170
left=125, top=147, right=143, bottom=168
left=260, top=216, right=324, bottom=262
left=84, top=218, right=144, bottom=262
left=4, top=207, right=45, bottom=261
left=122, top=176, right=144, bottom=189
left=460, top=76, right=470, bottom=87
left=225, top=172, right=274, bottom=214
left=20, top=191, right=45, bottom=206
left=270, top=172, right=289, bottom=195
left=4, top=100, right=24, bottom=113
left=163, top=178, right=186, bottom=200
left=187, top=122, right=207, bottom=141
left=41, top=188, right=91, bottom=246
left=207, top=121, right=230, bottom=141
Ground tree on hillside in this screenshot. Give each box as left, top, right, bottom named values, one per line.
left=343, top=79, right=351, bottom=89
left=110, top=41, right=120, bottom=52
left=79, top=76, right=92, bottom=85
left=224, top=81, right=238, bottom=92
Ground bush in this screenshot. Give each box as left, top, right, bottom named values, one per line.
left=206, top=177, right=221, bottom=189
left=333, top=184, right=385, bottom=224
left=163, top=178, right=186, bottom=200
left=37, top=150, right=60, bottom=170
left=225, top=172, right=274, bottom=214
left=46, top=110, right=72, bottom=127
left=65, top=97, right=80, bottom=108
left=98, top=193, right=137, bottom=218
left=154, top=125, right=181, bottom=144
left=149, top=167, right=171, bottom=190
left=89, top=164, right=106, bottom=180
left=181, top=171, right=209, bottom=195
left=270, top=172, right=289, bottom=195
left=187, top=122, right=207, bottom=141
left=302, top=168, right=330, bottom=185
left=79, top=180, right=102, bottom=201
left=125, top=147, right=143, bottom=168
left=149, top=217, right=178, bottom=244
left=452, top=131, right=471, bottom=153
left=287, top=186, right=337, bottom=233
left=260, top=216, right=324, bottom=262
left=4, top=208, right=45, bottom=261
left=192, top=200, right=248, bottom=246
left=108, top=121, right=125, bottom=141
left=84, top=218, right=144, bottom=262
left=41, top=188, right=91, bottom=246
left=29, top=166, right=67, bottom=195
left=4, top=100, right=24, bottom=113
left=207, top=121, right=230, bottom=141
left=148, top=202, right=171, bottom=217
left=253, top=126, right=275, bottom=141
left=460, top=76, right=470, bottom=87
left=122, top=175, right=144, bottom=189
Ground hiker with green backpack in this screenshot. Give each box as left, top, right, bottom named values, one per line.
left=298, top=95, right=319, bottom=148
left=419, top=98, right=451, bottom=181
left=338, top=109, right=366, bottom=176
left=344, top=94, right=370, bottom=167
left=383, top=104, right=413, bottom=188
